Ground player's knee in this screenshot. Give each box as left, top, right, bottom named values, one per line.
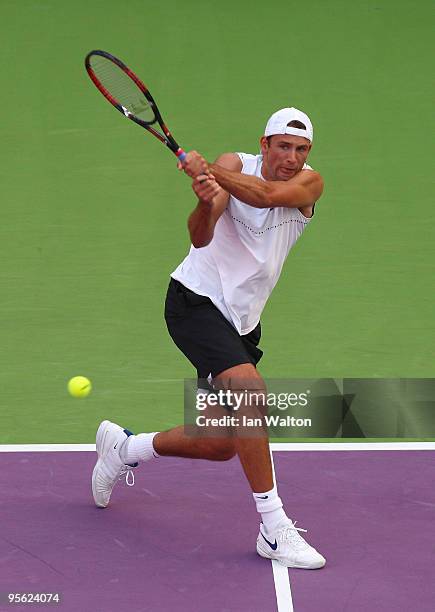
left=214, top=364, right=267, bottom=414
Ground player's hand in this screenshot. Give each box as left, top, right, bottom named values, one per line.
left=192, top=174, right=221, bottom=204
left=178, top=151, right=209, bottom=178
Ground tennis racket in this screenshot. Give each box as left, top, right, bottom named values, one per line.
left=85, top=50, right=186, bottom=163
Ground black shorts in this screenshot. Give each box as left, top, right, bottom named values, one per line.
left=164, top=278, right=263, bottom=381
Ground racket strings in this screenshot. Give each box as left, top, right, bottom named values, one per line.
left=90, top=55, right=155, bottom=123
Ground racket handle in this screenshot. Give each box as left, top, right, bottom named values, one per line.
left=176, top=149, right=187, bottom=163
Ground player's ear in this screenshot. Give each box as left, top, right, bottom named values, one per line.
left=260, top=136, right=269, bottom=155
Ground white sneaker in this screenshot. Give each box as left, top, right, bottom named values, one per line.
left=256, top=519, right=326, bottom=569
left=92, top=420, right=137, bottom=508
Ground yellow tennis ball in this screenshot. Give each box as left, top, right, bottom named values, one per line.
left=68, top=376, right=92, bottom=398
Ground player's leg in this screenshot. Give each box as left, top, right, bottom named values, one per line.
left=124, top=384, right=238, bottom=461
left=92, top=388, right=238, bottom=508
left=91, top=420, right=236, bottom=509
left=212, top=362, right=326, bottom=569
left=213, top=362, right=273, bottom=491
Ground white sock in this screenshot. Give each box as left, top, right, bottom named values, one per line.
left=253, top=486, right=288, bottom=534
left=120, top=432, right=160, bottom=464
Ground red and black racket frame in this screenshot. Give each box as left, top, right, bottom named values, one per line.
left=85, top=50, right=186, bottom=163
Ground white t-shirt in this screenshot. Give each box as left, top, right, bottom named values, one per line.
left=171, top=153, right=313, bottom=335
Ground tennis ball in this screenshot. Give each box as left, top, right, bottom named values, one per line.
left=68, top=376, right=92, bottom=398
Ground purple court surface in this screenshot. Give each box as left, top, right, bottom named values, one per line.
left=0, top=449, right=434, bottom=611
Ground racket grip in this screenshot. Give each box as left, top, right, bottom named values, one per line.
left=176, top=149, right=187, bottom=164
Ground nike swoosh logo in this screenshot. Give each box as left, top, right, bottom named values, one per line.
left=256, top=495, right=268, bottom=499
left=261, top=533, right=278, bottom=551
left=114, top=443, right=118, bottom=449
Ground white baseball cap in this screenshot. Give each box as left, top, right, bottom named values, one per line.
left=264, top=107, right=313, bottom=142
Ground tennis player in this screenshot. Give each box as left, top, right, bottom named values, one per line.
left=92, top=108, right=326, bottom=569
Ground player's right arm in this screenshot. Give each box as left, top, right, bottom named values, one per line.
left=187, top=153, right=241, bottom=248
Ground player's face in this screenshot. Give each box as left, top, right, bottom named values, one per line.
left=260, top=135, right=311, bottom=181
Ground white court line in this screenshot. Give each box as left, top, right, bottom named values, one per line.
left=0, top=444, right=96, bottom=452
left=271, top=442, right=435, bottom=451
left=272, top=560, right=293, bottom=612
left=269, top=449, right=293, bottom=611
left=0, top=441, right=434, bottom=453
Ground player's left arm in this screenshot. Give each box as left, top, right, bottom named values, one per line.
left=209, top=163, right=324, bottom=209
